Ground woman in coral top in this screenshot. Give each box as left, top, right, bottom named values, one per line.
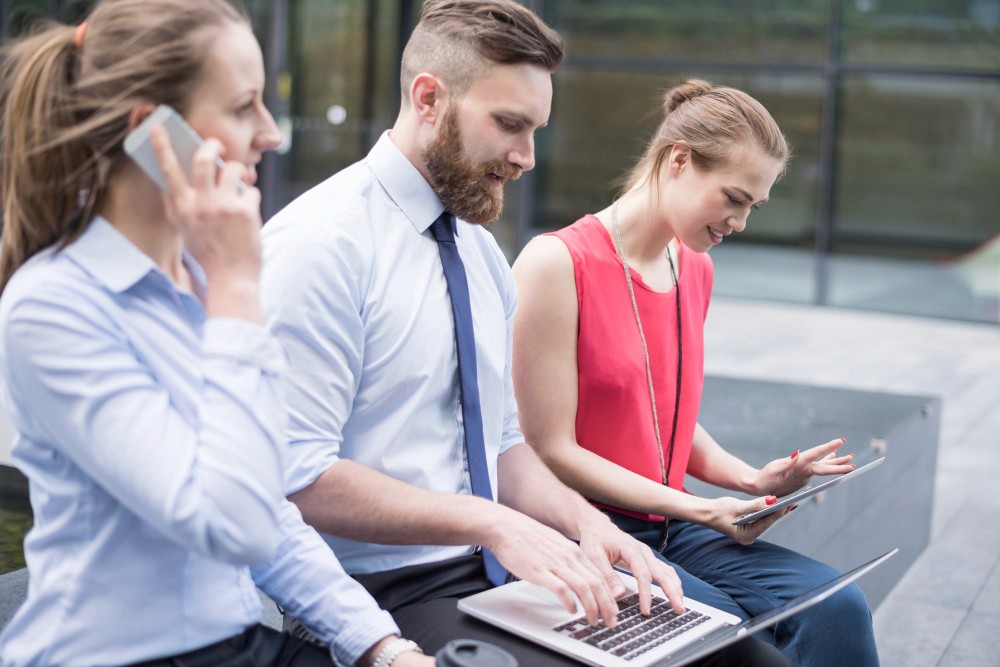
left=512, top=80, right=879, bottom=667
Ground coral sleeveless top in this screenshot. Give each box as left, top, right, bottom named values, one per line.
left=548, top=215, right=713, bottom=522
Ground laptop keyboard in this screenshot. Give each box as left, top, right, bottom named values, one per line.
left=553, top=593, right=710, bottom=661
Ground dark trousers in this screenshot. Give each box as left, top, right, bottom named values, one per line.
left=288, top=553, right=788, bottom=666
left=128, top=625, right=331, bottom=666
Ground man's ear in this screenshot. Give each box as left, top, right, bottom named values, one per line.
left=410, top=73, right=447, bottom=125
left=127, top=102, right=158, bottom=131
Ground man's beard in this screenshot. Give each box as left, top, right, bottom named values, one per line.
left=422, top=108, right=521, bottom=225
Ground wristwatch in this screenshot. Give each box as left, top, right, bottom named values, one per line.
left=371, top=637, right=423, bottom=667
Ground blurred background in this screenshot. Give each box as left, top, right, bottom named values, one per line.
left=537, top=0, right=1000, bottom=325
left=0, top=0, right=998, bottom=575
left=2, top=0, right=997, bottom=322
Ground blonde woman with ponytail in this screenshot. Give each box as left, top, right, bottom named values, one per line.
left=0, top=2, right=430, bottom=666
left=512, top=80, right=880, bottom=666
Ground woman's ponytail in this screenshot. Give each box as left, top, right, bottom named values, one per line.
left=0, top=25, right=94, bottom=293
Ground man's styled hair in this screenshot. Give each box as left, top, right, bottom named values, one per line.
left=400, top=0, right=564, bottom=104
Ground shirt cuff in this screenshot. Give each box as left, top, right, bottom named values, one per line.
left=204, top=318, right=287, bottom=375
left=284, top=442, right=341, bottom=494
left=499, top=427, right=525, bottom=456
left=328, top=609, right=400, bottom=667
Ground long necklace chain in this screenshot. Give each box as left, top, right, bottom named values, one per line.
left=610, top=202, right=683, bottom=491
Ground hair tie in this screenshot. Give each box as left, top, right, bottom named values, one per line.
left=74, top=22, right=88, bottom=51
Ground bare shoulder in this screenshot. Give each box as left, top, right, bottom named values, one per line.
left=512, top=233, right=574, bottom=286
left=513, top=234, right=579, bottom=325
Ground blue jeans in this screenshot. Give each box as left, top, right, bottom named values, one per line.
left=608, top=513, right=879, bottom=667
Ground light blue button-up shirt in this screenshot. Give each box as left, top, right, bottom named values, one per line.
left=0, top=218, right=397, bottom=667
left=261, top=131, right=524, bottom=574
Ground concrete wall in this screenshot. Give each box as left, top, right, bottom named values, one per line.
left=0, top=412, right=13, bottom=467
left=691, top=375, right=940, bottom=610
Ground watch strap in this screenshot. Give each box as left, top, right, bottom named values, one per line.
left=371, top=637, right=423, bottom=667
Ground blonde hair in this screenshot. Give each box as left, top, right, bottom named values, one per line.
left=0, top=0, right=247, bottom=293
left=400, top=0, right=564, bottom=104
left=623, top=79, right=790, bottom=195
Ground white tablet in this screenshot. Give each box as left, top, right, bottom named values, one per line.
left=732, top=456, right=885, bottom=526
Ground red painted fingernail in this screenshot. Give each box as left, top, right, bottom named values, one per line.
left=790, top=450, right=799, bottom=459
left=766, top=496, right=777, bottom=505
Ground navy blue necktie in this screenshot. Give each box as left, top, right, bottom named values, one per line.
left=430, top=212, right=507, bottom=587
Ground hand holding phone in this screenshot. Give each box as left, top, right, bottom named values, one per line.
left=123, top=104, right=263, bottom=323
left=124, top=104, right=227, bottom=191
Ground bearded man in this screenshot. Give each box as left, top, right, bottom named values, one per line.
left=260, top=3, right=784, bottom=666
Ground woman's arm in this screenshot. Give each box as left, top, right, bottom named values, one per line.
left=2, top=287, right=287, bottom=565
left=686, top=423, right=762, bottom=493
left=512, top=237, right=783, bottom=543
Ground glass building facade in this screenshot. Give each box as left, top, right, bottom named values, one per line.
left=3, top=0, right=999, bottom=323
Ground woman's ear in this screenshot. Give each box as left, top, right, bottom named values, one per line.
left=668, top=143, right=692, bottom=174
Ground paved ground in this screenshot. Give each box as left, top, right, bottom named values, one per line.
left=704, top=297, right=1000, bottom=667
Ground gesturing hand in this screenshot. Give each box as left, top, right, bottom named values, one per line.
left=150, top=124, right=263, bottom=295
left=753, top=438, right=854, bottom=498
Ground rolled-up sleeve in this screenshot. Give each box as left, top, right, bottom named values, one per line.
left=261, top=223, right=367, bottom=493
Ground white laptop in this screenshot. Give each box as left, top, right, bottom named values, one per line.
left=459, top=548, right=898, bottom=667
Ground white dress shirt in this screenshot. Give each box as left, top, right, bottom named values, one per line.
left=0, top=217, right=397, bottom=667
left=261, top=131, right=524, bottom=574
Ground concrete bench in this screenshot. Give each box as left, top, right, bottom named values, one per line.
left=1, top=376, right=939, bottom=629
left=691, top=375, right=940, bottom=609
left=0, top=567, right=28, bottom=631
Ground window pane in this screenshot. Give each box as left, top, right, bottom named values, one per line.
left=280, top=0, right=372, bottom=200
left=830, top=74, right=1000, bottom=321
left=835, top=74, right=1000, bottom=253
left=543, top=0, right=830, bottom=63
left=536, top=68, right=823, bottom=303
left=59, top=0, right=91, bottom=23
left=1, top=1, right=51, bottom=38
left=843, top=0, right=1000, bottom=69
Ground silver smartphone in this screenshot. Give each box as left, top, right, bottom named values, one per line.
left=123, top=104, right=224, bottom=191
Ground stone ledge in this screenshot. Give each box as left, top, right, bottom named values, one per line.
left=1, top=376, right=940, bottom=629
left=689, top=375, right=941, bottom=609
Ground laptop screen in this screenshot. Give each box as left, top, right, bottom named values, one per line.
left=737, top=548, right=897, bottom=635
left=651, top=548, right=897, bottom=667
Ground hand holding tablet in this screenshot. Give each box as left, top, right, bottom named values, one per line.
left=733, top=457, right=886, bottom=526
